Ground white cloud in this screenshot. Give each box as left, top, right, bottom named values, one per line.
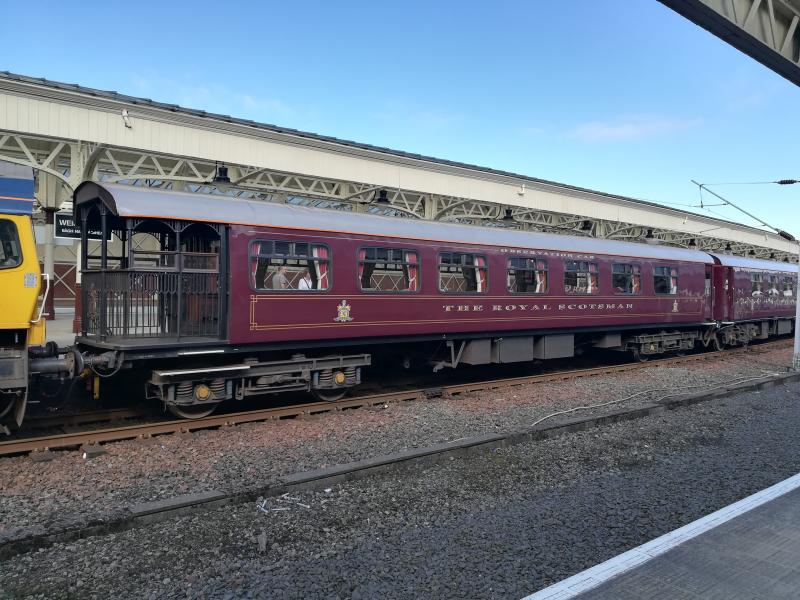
left=567, top=115, right=702, bottom=142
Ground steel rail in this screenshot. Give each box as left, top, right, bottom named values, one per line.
left=1, top=340, right=791, bottom=457
left=21, top=407, right=152, bottom=430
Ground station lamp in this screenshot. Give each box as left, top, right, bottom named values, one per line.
left=211, top=163, right=231, bottom=187
left=373, top=189, right=390, bottom=205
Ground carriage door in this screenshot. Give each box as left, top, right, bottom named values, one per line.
left=712, top=265, right=733, bottom=322
left=704, top=265, right=713, bottom=319
left=179, top=222, right=224, bottom=338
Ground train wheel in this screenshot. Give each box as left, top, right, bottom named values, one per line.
left=167, top=402, right=220, bottom=419
left=631, top=347, right=650, bottom=363
left=312, top=388, right=347, bottom=402
left=0, top=394, right=15, bottom=419
left=709, top=335, right=723, bottom=352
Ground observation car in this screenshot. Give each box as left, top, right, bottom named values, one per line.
left=69, top=182, right=797, bottom=418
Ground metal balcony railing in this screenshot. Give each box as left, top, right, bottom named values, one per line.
left=82, top=270, right=221, bottom=340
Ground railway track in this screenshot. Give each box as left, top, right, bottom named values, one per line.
left=1, top=340, right=791, bottom=457
left=21, top=407, right=152, bottom=430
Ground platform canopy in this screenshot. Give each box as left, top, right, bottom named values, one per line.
left=0, top=71, right=796, bottom=261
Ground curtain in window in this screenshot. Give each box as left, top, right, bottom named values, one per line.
left=632, top=265, right=641, bottom=293
left=475, top=256, right=487, bottom=292
left=250, top=242, right=263, bottom=287
left=588, top=263, right=598, bottom=293
left=358, top=249, right=366, bottom=280
left=405, top=251, right=418, bottom=291
left=535, top=270, right=547, bottom=293
left=251, top=242, right=263, bottom=288
left=670, top=267, right=678, bottom=294
left=313, top=245, right=329, bottom=290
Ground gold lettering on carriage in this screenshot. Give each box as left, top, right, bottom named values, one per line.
left=442, top=303, right=635, bottom=312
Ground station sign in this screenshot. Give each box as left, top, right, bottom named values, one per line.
left=54, top=212, right=105, bottom=240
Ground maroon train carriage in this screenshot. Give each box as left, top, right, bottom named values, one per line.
left=71, top=182, right=797, bottom=418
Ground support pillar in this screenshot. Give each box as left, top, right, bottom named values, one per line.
left=72, top=242, right=82, bottom=334
left=793, top=248, right=800, bottom=371
left=42, top=208, right=57, bottom=320
left=423, top=195, right=436, bottom=220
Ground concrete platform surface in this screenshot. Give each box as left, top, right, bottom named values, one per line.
left=526, top=473, right=800, bottom=600
left=47, top=308, right=75, bottom=347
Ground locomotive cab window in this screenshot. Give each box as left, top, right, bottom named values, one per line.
left=564, top=261, right=599, bottom=295
left=358, top=247, right=418, bottom=292
left=0, top=219, right=22, bottom=269
left=654, top=266, right=678, bottom=295
left=507, top=257, right=548, bottom=293
left=438, top=252, right=487, bottom=293
left=612, top=263, right=641, bottom=294
left=251, top=240, right=330, bottom=291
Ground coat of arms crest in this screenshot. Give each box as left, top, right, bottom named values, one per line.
left=334, top=300, right=353, bottom=322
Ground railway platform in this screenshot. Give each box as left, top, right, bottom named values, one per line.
left=527, top=472, right=800, bottom=599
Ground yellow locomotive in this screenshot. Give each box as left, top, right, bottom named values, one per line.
left=0, top=163, right=76, bottom=433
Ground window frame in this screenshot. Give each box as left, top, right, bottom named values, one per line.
left=437, top=251, right=489, bottom=295
left=611, top=263, right=642, bottom=295
left=356, top=246, right=421, bottom=294
left=506, top=256, right=549, bottom=295
left=563, top=260, right=600, bottom=295
left=783, top=276, right=795, bottom=297
left=248, top=239, right=332, bottom=293
left=766, top=274, right=780, bottom=296
left=0, top=219, right=23, bottom=271
left=653, top=265, right=679, bottom=295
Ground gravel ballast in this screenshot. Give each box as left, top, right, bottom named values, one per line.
left=1, top=375, right=799, bottom=598
left=0, top=346, right=793, bottom=535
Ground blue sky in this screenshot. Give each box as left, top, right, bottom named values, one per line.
left=4, top=0, right=800, bottom=238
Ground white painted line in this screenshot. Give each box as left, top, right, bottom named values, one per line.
left=156, top=365, right=250, bottom=376
left=521, top=471, right=800, bottom=600
left=178, top=349, right=226, bottom=356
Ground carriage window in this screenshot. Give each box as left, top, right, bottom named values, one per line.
left=612, top=263, right=641, bottom=295
left=783, top=276, right=795, bottom=297
left=751, top=273, right=764, bottom=297
left=438, top=252, right=487, bottom=293
left=564, top=261, right=599, bottom=295
left=654, top=266, right=678, bottom=295
left=767, top=275, right=780, bottom=296
left=507, top=257, right=548, bottom=293
left=250, top=240, right=330, bottom=291
left=358, top=247, right=418, bottom=292
left=0, top=219, right=22, bottom=269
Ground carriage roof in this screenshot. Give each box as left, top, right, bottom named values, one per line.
left=75, top=182, right=792, bottom=269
